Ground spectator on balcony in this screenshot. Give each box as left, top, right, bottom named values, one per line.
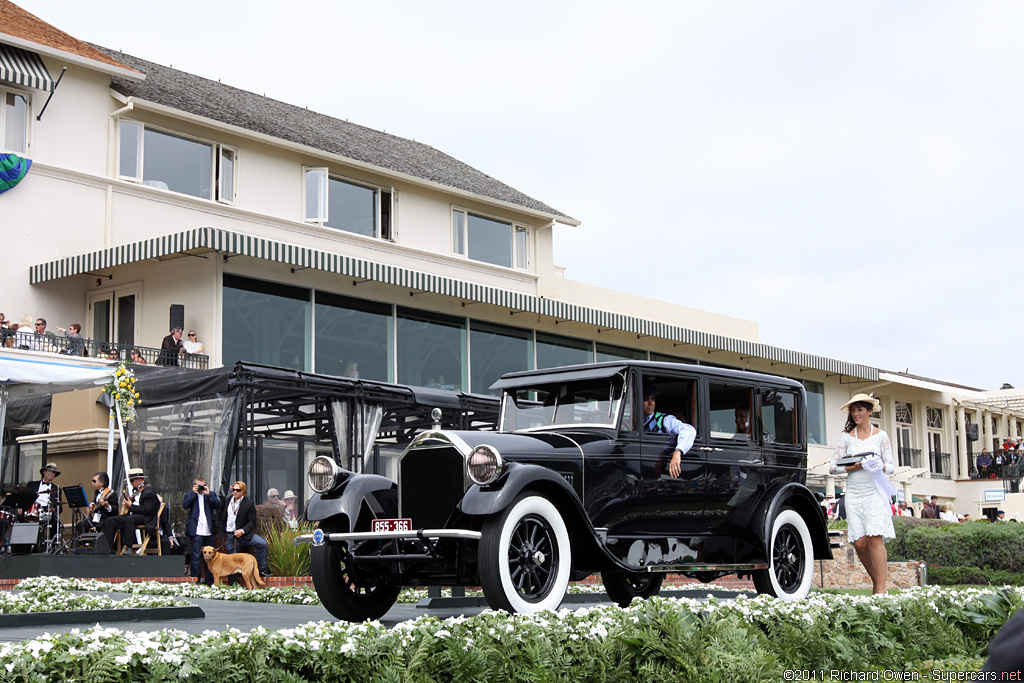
left=977, top=449, right=993, bottom=478
left=57, top=323, right=85, bottom=357
left=182, top=330, right=204, bottom=355
left=994, top=451, right=1006, bottom=478
left=129, top=348, right=147, bottom=365
left=158, top=327, right=186, bottom=366
left=0, top=312, right=7, bottom=328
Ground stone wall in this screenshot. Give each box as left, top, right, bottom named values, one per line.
left=818, top=530, right=923, bottom=590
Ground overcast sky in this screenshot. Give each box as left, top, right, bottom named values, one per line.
left=16, top=1, right=1024, bottom=390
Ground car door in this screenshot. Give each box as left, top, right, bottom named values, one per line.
left=638, top=370, right=706, bottom=537
left=699, top=380, right=758, bottom=537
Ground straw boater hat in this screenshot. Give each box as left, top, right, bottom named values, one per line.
left=127, top=467, right=145, bottom=480
left=840, top=393, right=880, bottom=414
left=39, top=463, right=60, bottom=477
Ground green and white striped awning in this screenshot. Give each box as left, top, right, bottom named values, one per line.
left=0, top=44, right=54, bottom=92
left=30, top=227, right=878, bottom=380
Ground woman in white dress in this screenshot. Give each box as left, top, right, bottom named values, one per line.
left=829, top=393, right=896, bottom=595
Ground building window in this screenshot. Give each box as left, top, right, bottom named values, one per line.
left=470, top=321, right=533, bottom=394
left=223, top=274, right=309, bottom=370
left=396, top=308, right=465, bottom=390
left=895, top=401, right=912, bottom=424
left=926, top=407, right=943, bottom=429
left=2, top=88, right=29, bottom=154
left=118, top=120, right=236, bottom=203
left=451, top=208, right=529, bottom=269
left=304, top=168, right=393, bottom=239
left=536, top=332, right=591, bottom=369
left=651, top=351, right=697, bottom=364
left=314, top=291, right=392, bottom=382
left=596, top=343, right=646, bottom=363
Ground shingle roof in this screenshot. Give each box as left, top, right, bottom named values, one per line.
left=91, top=46, right=572, bottom=221
left=0, top=1, right=135, bottom=73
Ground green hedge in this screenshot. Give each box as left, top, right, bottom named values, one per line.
left=888, top=517, right=1024, bottom=584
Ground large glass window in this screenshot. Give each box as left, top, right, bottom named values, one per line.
left=596, top=342, right=645, bottom=363
left=3, top=89, right=29, bottom=154
left=451, top=209, right=529, bottom=269
left=802, top=380, right=825, bottom=445
left=470, top=321, right=533, bottom=394
left=223, top=274, right=310, bottom=370
left=314, top=292, right=392, bottom=381
left=536, top=332, right=591, bottom=369
left=397, top=308, right=465, bottom=390
left=304, top=169, right=393, bottom=239
left=118, top=120, right=235, bottom=202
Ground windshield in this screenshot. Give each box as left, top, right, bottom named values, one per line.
left=499, top=374, right=625, bottom=431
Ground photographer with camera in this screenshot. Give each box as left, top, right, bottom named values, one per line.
left=182, top=477, right=222, bottom=585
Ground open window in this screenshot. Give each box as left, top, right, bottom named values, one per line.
left=641, top=374, right=697, bottom=436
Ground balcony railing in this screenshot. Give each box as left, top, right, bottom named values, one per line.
left=0, top=328, right=208, bottom=370
left=929, top=451, right=951, bottom=479
left=898, top=447, right=923, bottom=469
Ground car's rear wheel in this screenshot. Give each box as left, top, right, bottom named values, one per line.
left=601, top=571, right=664, bottom=607
left=310, top=519, right=400, bottom=621
left=479, top=494, right=571, bottom=613
left=753, top=508, right=814, bottom=600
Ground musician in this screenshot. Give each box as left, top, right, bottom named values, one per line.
left=183, top=477, right=222, bottom=584
left=77, top=472, right=118, bottom=536
left=24, top=463, right=60, bottom=515
left=103, top=468, right=160, bottom=554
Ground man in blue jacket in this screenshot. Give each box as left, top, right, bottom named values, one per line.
left=182, top=477, right=222, bottom=585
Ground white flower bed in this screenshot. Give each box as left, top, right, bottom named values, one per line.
left=0, top=581, right=188, bottom=615
left=0, top=580, right=1014, bottom=681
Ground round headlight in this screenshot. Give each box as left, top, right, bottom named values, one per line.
left=308, top=455, right=341, bottom=493
left=468, top=445, right=503, bottom=486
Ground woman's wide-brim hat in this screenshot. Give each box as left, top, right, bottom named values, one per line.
left=840, top=393, right=880, bottom=414
left=40, top=462, right=60, bottom=477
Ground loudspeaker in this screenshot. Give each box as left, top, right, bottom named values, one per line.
left=169, top=304, right=185, bottom=331
left=10, top=523, right=39, bottom=554
left=73, top=532, right=110, bottom=555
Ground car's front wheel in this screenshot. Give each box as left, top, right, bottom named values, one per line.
left=601, top=571, right=664, bottom=607
left=479, top=493, right=571, bottom=613
left=753, top=508, right=814, bottom=600
left=310, top=519, right=401, bottom=622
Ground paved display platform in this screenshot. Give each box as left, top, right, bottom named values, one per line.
left=0, top=589, right=744, bottom=643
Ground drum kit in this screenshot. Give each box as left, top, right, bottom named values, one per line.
left=1, top=484, right=90, bottom=554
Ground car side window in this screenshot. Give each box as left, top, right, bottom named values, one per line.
left=640, top=374, right=697, bottom=437
left=709, top=383, right=754, bottom=441
left=760, top=388, right=798, bottom=445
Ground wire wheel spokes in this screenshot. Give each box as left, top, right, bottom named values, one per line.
left=772, top=524, right=804, bottom=592
left=506, top=514, right=558, bottom=601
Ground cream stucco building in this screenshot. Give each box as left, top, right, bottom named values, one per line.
left=2, top=1, right=1022, bottom=518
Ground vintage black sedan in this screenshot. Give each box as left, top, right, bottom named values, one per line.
left=296, top=361, right=831, bottom=620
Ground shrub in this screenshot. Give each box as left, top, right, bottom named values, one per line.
left=888, top=517, right=1024, bottom=574
left=255, top=503, right=287, bottom=538
left=266, top=524, right=312, bottom=577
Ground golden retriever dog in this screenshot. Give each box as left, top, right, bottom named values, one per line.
left=201, top=546, right=266, bottom=589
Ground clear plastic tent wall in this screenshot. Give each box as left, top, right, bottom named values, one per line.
left=124, top=395, right=239, bottom=537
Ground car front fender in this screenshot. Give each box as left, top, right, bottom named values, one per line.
left=303, top=474, right=396, bottom=531
left=459, top=461, right=580, bottom=517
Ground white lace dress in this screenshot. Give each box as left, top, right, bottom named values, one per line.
left=829, top=429, right=896, bottom=542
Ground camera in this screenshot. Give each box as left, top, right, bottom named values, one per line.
left=196, top=484, right=206, bottom=492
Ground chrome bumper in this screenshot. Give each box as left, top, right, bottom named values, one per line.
left=293, top=528, right=482, bottom=546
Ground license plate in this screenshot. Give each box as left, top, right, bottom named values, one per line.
left=372, top=518, right=412, bottom=533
